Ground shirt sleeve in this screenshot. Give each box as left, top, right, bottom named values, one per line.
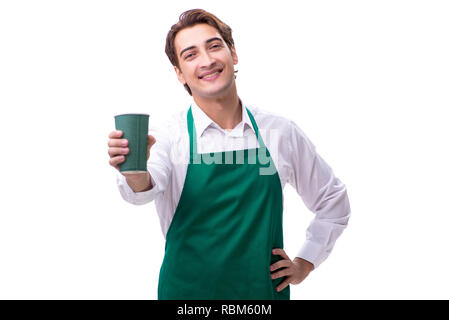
left=116, top=120, right=173, bottom=206
left=287, top=120, right=351, bottom=269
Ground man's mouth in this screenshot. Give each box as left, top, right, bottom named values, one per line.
left=198, top=68, right=223, bottom=80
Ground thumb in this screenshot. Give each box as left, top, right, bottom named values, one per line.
left=147, top=135, right=156, bottom=160
left=148, top=134, right=156, bottom=148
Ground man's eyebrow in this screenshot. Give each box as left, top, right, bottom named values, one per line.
left=179, top=37, right=224, bottom=58
left=180, top=45, right=196, bottom=58
left=205, top=37, right=224, bottom=45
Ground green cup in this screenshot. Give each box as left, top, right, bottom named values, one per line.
left=114, top=113, right=149, bottom=173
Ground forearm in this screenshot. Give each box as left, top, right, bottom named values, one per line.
left=297, top=186, right=350, bottom=268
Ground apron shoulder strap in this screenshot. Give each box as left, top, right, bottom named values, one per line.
left=187, top=106, right=199, bottom=164
left=245, top=107, right=267, bottom=149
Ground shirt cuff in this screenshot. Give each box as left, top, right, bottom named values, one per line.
left=296, top=240, right=327, bottom=269
left=116, top=172, right=159, bottom=205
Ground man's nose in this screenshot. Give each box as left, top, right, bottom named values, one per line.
left=199, top=51, right=216, bottom=68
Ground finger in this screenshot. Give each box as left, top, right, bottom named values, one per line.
left=108, top=147, right=129, bottom=157
left=272, top=248, right=290, bottom=261
left=109, top=155, right=125, bottom=168
left=276, top=277, right=291, bottom=292
left=270, top=259, right=291, bottom=272
left=108, top=138, right=128, bottom=148
left=271, top=267, right=293, bottom=280
left=108, top=130, right=123, bottom=139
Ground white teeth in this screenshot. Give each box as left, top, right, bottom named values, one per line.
left=201, top=70, right=221, bottom=79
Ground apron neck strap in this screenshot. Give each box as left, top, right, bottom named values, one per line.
left=245, top=106, right=265, bottom=148
left=187, top=106, right=198, bottom=162
left=187, top=105, right=266, bottom=162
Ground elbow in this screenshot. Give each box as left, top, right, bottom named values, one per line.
left=313, top=181, right=351, bottom=224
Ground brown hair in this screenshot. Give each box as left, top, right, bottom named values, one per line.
left=165, top=9, right=235, bottom=95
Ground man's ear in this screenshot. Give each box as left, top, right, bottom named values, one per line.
left=231, top=45, right=238, bottom=65
left=174, top=66, right=186, bottom=85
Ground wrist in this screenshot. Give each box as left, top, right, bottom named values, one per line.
left=293, top=257, right=315, bottom=272
left=124, top=171, right=152, bottom=192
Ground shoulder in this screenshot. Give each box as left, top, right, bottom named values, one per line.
left=245, top=103, right=315, bottom=151
left=245, top=103, right=294, bottom=136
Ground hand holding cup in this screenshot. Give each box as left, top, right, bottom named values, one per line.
left=107, top=130, right=156, bottom=172
left=108, top=113, right=156, bottom=192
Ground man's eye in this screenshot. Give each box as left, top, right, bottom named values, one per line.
left=185, top=53, right=195, bottom=59
left=210, top=44, right=221, bottom=49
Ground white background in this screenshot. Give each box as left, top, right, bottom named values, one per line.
left=1, top=0, right=448, bottom=299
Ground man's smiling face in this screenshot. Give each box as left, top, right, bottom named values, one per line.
left=174, top=23, right=238, bottom=99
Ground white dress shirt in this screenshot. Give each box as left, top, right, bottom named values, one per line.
left=117, top=99, right=351, bottom=268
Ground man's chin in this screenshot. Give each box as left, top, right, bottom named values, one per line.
left=192, top=81, right=234, bottom=99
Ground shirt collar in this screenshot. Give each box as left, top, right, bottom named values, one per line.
left=190, top=98, right=255, bottom=137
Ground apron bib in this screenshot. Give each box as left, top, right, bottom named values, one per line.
left=158, top=106, right=289, bottom=300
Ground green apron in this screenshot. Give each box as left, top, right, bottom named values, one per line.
left=158, top=106, right=289, bottom=300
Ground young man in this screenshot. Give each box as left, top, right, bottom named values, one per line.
left=107, top=9, right=350, bottom=300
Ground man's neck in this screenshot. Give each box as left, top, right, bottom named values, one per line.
left=193, top=87, right=242, bottom=130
